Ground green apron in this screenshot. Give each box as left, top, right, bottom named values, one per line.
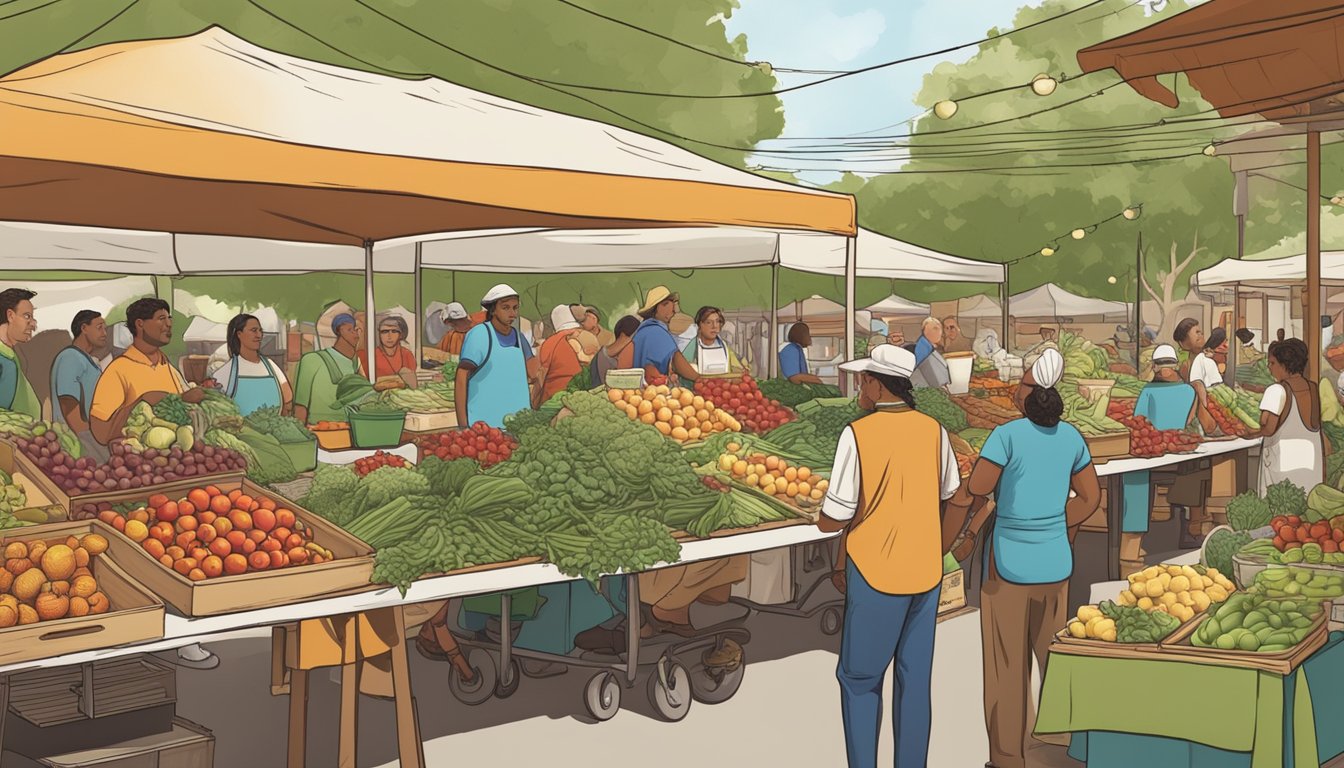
left=0, top=340, right=40, bottom=418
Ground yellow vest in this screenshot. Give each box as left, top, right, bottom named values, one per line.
left=847, top=408, right=944, bottom=595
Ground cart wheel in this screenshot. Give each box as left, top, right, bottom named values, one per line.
left=689, top=648, right=746, bottom=705
left=495, top=658, right=521, bottom=699
left=820, top=606, right=843, bottom=636
left=584, top=672, right=621, bottom=722
left=647, top=661, right=692, bottom=722
left=447, top=648, right=497, bottom=706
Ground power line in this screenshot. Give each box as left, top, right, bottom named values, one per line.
left=757, top=150, right=1202, bottom=176
left=1249, top=172, right=1341, bottom=203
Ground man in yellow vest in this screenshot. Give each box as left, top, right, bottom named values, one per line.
left=818, top=344, right=968, bottom=768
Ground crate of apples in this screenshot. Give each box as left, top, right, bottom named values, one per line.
left=104, top=484, right=335, bottom=583
left=0, top=532, right=112, bottom=626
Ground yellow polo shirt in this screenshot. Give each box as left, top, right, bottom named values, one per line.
left=90, top=346, right=186, bottom=422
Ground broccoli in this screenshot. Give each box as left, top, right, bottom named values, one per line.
left=1202, top=528, right=1251, bottom=581
left=913, top=387, right=969, bottom=433
left=1266, top=480, right=1308, bottom=520
left=418, top=455, right=479, bottom=497
left=1226, top=492, right=1271, bottom=531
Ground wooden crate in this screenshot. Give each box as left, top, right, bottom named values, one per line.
left=11, top=716, right=214, bottom=768
left=1156, top=609, right=1329, bottom=675
left=0, top=440, right=61, bottom=521
left=0, top=521, right=165, bottom=665
left=938, top=568, right=966, bottom=614
left=100, top=479, right=375, bottom=617
left=403, top=410, right=457, bottom=433
left=0, top=440, right=243, bottom=522
left=1085, top=432, right=1131, bottom=464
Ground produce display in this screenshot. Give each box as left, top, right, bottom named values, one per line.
left=913, top=387, right=969, bottom=433
left=1059, top=378, right=1128, bottom=436
left=1250, top=565, right=1344, bottom=601
left=379, top=387, right=454, bottom=413
left=1058, top=332, right=1143, bottom=398
left=756, top=378, right=841, bottom=408
left=1207, top=386, right=1260, bottom=434
left=19, top=434, right=247, bottom=497
left=711, top=441, right=827, bottom=509
left=1117, top=563, right=1232, bottom=624
left=245, top=407, right=314, bottom=443
left=1226, top=491, right=1272, bottom=531
left=1203, top=528, right=1252, bottom=577
left=1066, top=601, right=1180, bottom=643
left=0, top=532, right=112, bottom=626
left=107, top=485, right=335, bottom=580
left=950, top=393, right=1016, bottom=430
left=352, top=451, right=409, bottom=477
left=412, top=423, right=516, bottom=468
left=762, top=398, right=861, bottom=469
left=1192, top=591, right=1322, bottom=652
left=0, top=413, right=82, bottom=457
left=694, top=375, right=796, bottom=434
left=605, top=385, right=741, bottom=442
left=1237, top=358, right=1273, bottom=390
left=1116, top=415, right=1199, bottom=458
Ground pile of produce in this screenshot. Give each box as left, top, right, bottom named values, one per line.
left=1106, top=399, right=1135, bottom=421
left=244, top=407, right=313, bottom=444
left=1270, top=514, right=1344, bottom=558
left=1208, top=386, right=1260, bottom=433
left=123, top=401, right=196, bottom=454
left=1251, top=565, right=1344, bottom=601
left=1118, top=415, right=1200, bottom=458
left=1117, top=563, right=1232, bottom=624
left=0, top=414, right=82, bottom=457
left=1237, top=358, right=1273, bottom=390
left=1203, top=528, right=1252, bottom=577
left=694, top=375, right=796, bottom=434
left=1191, top=591, right=1321, bottom=652
left=712, top=441, right=827, bottom=509
left=913, top=387, right=969, bottom=433
left=756, top=378, right=841, bottom=408
left=310, top=421, right=349, bottom=432
left=950, top=393, right=1016, bottom=430
left=201, top=425, right=298, bottom=486
left=1065, top=601, right=1180, bottom=644
left=108, top=486, right=335, bottom=580
left=352, top=451, right=409, bottom=477
left=764, top=398, right=862, bottom=468
left=1059, top=379, right=1129, bottom=436
left=1226, top=491, right=1272, bottom=531
left=19, top=434, right=247, bottom=497
left=605, top=385, right=741, bottom=443
left=0, top=532, right=112, bottom=626
left=379, top=387, right=454, bottom=414
left=412, top=423, right=516, bottom=468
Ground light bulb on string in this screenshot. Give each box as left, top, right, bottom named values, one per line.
left=933, top=100, right=958, bottom=120
left=1203, top=143, right=1218, bottom=156
left=1107, top=276, right=1118, bottom=285
left=1040, top=246, right=1056, bottom=257
left=1071, top=228, right=1087, bottom=240
left=1123, top=205, right=1142, bottom=220
left=755, top=61, right=773, bottom=77
left=1332, top=195, right=1343, bottom=206
left=1030, top=74, right=1058, bottom=97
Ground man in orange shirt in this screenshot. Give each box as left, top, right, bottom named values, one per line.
left=435, top=302, right=475, bottom=357
left=537, top=304, right=593, bottom=404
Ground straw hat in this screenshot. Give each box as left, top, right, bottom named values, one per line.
left=638, top=286, right=678, bottom=315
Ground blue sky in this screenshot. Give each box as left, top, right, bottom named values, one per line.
left=725, top=0, right=1026, bottom=142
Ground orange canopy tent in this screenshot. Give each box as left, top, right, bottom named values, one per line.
left=1078, top=0, right=1344, bottom=378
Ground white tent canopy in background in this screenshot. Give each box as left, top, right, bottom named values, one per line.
left=1010, top=283, right=1128, bottom=320
left=779, top=228, right=1005, bottom=284
left=1196, top=253, right=1344, bottom=290
left=864, top=294, right=932, bottom=317
left=956, top=294, right=1004, bottom=319
left=182, top=308, right=283, bottom=342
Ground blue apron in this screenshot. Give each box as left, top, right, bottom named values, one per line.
left=465, top=326, right=530, bottom=429
left=223, top=356, right=283, bottom=416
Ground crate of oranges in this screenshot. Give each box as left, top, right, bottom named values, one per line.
left=0, top=520, right=164, bottom=664
left=99, top=479, right=374, bottom=616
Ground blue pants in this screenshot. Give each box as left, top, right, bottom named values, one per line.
left=837, top=559, right=939, bottom=768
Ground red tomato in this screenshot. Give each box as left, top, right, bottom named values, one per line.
left=1273, top=535, right=1286, bottom=550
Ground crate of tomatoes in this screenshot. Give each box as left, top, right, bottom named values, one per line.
left=97, top=479, right=374, bottom=616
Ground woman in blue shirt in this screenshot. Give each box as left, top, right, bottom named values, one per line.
left=631, top=285, right=700, bottom=385
left=947, top=348, right=1101, bottom=768
left=453, top=284, right=539, bottom=429
left=779, top=322, right=824, bottom=385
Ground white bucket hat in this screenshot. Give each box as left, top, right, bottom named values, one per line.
left=481, top=284, right=518, bottom=307
left=839, top=344, right=916, bottom=378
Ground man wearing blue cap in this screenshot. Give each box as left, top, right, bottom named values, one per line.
left=293, top=311, right=363, bottom=425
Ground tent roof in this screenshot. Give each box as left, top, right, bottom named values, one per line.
left=1009, top=283, right=1128, bottom=319
left=956, top=294, right=1003, bottom=319
left=183, top=316, right=225, bottom=343
left=864, top=294, right=931, bottom=317
left=0, top=29, right=853, bottom=245
left=1077, top=0, right=1344, bottom=122
left=779, top=228, right=1004, bottom=284
left=1196, top=252, right=1344, bottom=289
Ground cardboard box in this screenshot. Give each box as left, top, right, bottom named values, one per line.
left=8, top=716, right=215, bottom=768
left=938, top=569, right=966, bottom=614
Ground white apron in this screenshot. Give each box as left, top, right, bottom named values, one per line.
left=1259, top=383, right=1324, bottom=494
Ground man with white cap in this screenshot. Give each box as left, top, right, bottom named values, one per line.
left=537, top=303, right=597, bottom=405
left=816, top=344, right=965, bottom=768
left=453, top=284, right=539, bottom=429
left=946, top=347, right=1100, bottom=768
left=1118, top=345, right=1198, bottom=573
left=435, top=301, right=475, bottom=357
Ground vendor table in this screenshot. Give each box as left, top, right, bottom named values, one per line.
left=0, top=522, right=837, bottom=766
left=1038, top=630, right=1344, bottom=768
left=1094, top=438, right=1261, bottom=580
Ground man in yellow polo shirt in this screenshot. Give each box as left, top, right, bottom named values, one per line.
left=90, top=299, right=205, bottom=446
left=817, top=344, right=967, bottom=768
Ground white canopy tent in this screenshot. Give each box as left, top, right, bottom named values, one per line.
left=1196, top=253, right=1344, bottom=289
left=864, top=294, right=932, bottom=317
left=956, top=294, right=1004, bottom=319
left=1010, top=283, right=1129, bottom=320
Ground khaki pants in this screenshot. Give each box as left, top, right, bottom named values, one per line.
left=638, top=556, right=749, bottom=611
left=980, top=574, right=1068, bottom=768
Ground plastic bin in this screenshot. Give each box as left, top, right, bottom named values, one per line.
left=349, top=409, right=407, bottom=449
left=945, top=352, right=975, bottom=395
left=278, top=436, right=318, bottom=473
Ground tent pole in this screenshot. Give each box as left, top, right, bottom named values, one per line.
left=1134, top=230, right=1142, bottom=370
left=769, top=257, right=779, bottom=379
left=1000, top=269, right=1010, bottom=355
left=1228, top=169, right=1248, bottom=387
left=844, top=235, right=856, bottom=394
left=414, top=242, right=423, bottom=368
left=364, top=240, right=376, bottom=383
left=1308, top=130, right=1322, bottom=382
left=1229, top=284, right=1239, bottom=387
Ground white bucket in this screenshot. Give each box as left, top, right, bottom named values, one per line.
left=946, top=352, right=975, bottom=394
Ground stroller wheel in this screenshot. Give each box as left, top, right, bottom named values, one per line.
left=689, top=647, right=746, bottom=704
left=495, top=657, right=521, bottom=698
left=584, top=672, right=621, bottom=721
left=447, top=648, right=497, bottom=706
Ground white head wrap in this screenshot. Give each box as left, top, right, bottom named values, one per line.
left=550, top=304, right=581, bottom=333
left=1030, top=347, right=1064, bottom=389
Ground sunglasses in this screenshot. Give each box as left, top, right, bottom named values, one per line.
left=379, top=328, right=400, bottom=335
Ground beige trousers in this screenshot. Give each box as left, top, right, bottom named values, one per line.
left=638, top=556, right=750, bottom=611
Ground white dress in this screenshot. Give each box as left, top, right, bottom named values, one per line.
left=1259, top=383, right=1325, bottom=494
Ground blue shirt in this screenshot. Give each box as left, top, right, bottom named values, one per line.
left=1134, top=381, right=1195, bottom=431
left=632, top=318, right=679, bottom=375
left=50, top=346, right=102, bottom=424
left=779, top=342, right=808, bottom=379
left=459, top=323, right=533, bottom=369
left=980, top=418, right=1092, bottom=584
left=914, top=336, right=935, bottom=368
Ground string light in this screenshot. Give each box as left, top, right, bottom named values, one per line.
left=1123, top=205, right=1143, bottom=220
left=1016, top=203, right=1144, bottom=265
left=1333, top=195, right=1343, bottom=206
left=1108, top=276, right=1118, bottom=284
left=1072, top=228, right=1087, bottom=240
left=1041, top=246, right=1056, bottom=257
left=934, top=100, right=959, bottom=120
left=1031, top=74, right=1059, bottom=97
left=1203, top=143, right=1218, bottom=156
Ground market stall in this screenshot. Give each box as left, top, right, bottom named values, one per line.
left=1008, top=282, right=1130, bottom=353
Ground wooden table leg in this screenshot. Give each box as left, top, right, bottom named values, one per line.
left=287, top=667, right=309, bottom=768
left=271, top=626, right=290, bottom=696
left=339, top=661, right=359, bottom=768
left=389, top=606, right=425, bottom=768
left=1107, top=475, right=1124, bottom=581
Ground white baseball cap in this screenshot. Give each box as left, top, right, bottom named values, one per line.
left=1152, top=344, right=1179, bottom=366
left=839, top=344, right=916, bottom=378
left=481, top=284, right=518, bottom=307
left=442, top=302, right=468, bottom=321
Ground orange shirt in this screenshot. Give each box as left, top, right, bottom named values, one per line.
left=538, top=331, right=582, bottom=403
left=90, top=346, right=186, bottom=422
left=360, top=346, right=416, bottom=379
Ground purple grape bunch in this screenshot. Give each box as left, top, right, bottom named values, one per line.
left=18, top=433, right=248, bottom=497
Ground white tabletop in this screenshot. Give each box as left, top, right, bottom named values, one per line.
left=1093, top=437, right=1260, bottom=477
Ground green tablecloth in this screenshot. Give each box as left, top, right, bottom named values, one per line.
left=1037, top=631, right=1344, bottom=768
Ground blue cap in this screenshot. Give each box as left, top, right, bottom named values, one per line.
left=332, top=313, right=356, bottom=332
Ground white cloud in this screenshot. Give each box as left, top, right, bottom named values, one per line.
left=812, top=8, right=887, bottom=63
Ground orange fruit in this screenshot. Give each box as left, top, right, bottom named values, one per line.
left=248, top=551, right=270, bottom=571
left=209, top=495, right=231, bottom=516
left=159, top=554, right=175, bottom=569
left=0, top=604, right=14, bottom=628
left=235, top=495, right=254, bottom=513
left=212, top=516, right=232, bottom=536
left=190, top=547, right=210, bottom=563
left=80, top=534, right=109, bottom=556
left=227, top=489, right=242, bottom=503
left=87, top=592, right=109, bottom=615
left=49, top=580, right=70, bottom=597
left=258, top=497, right=276, bottom=512
left=13, top=569, right=46, bottom=602
left=225, top=531, right=247, bottom=549
left=166, top=546, right=185, bottom=560
left=17, top=604, right=38, bottom=625
left=252, top=508, right=276, bottom=533
left=0, top=569, right=12, bottom=593
left=67, top=597, right=90, bottom=618
left=272, top=527, right=292, bottom=544
left=223, top=554, right=248, bottom=575
left=269, top=551, right=287, bottom=569
left=71, top=575, right=97, bottom=599
left=241, top=539, right=258, bottom=555
left=197, top=524, right=217, bottom=544
left=187, top=489, right=210, bottom=512
left=175, top=532, right=197, bottom=551
left=97, top=510, right=118, bottom=525
left=208, top=539, right=232, bottom=558
left=129, top=509, right=150, bottom=525
left=260, top=538, right=282, bottom=553
left=111, top=517, right=126, bottom=533
left=200, top=556, right=223, bottom=578
left=172, top=558, right=197, bottom=576
left=41, top=545, right=77, bottom=581
left=187, top=568, right=207, bottom=582
left=178, top=500, right=196, bottom=517
left=26, top=540, right=46, bottom=566
left=3, top=542, right=26, bottom=560
left=204, top=485, right=222, bottom=497
left=64, top=536, right=80, bottom=549
left=143, top=539, right=166, bottom=560
left=34, top=593, right=69, bottom=621
left=123, top=521, right=149, bottom=544
left=7, top=558, right=32, bottom=576
left=288, top=547, right=309, bottom=565
left=230, top=510, right=253, bottom=532
left=156, top=500, right=180, bottom=523
left=177, top=515, right=198, bottom=532
left=148, top=494, right=169, bottom=509
left=198, top=511, right=217, bottom=526
left=285, top=534, right=305, bottom=551
left=248, top=529, right=266, bottom=544
left=275, top=509, right=296, bottom=530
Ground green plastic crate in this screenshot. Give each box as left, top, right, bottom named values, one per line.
left=349, top=409, right=406, bottom=449
left=279, top=436, right=318, bottom=473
